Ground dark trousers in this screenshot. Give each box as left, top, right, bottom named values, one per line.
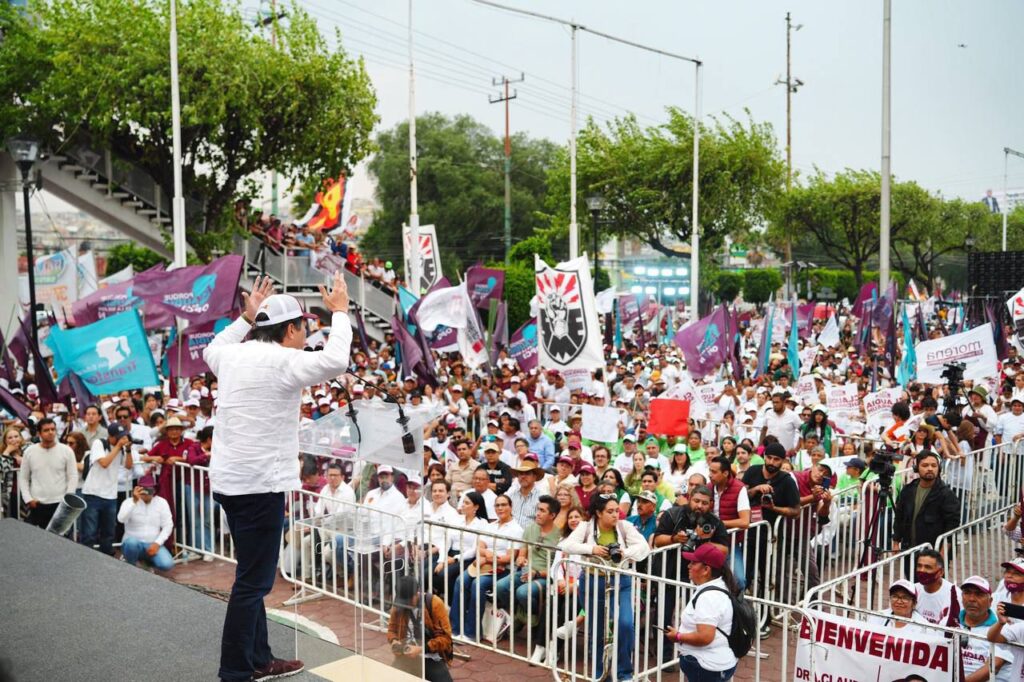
left=214, top=491, right=285, bottom=682
left=80, top=494, right=117, bottom=555
left=25, top=502, right=59, bottom=529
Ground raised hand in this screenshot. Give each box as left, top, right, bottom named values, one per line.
left=242, top=275, right=276, bottom=323
left=319, top=271, right=349, bottom=313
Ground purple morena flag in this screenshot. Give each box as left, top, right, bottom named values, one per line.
left=796, top=302, right=816, bottom=339
left=508, top=318, right=539, bottom=373
left=674, top=305, right=731, bottom=379
left=58, top=370, right=97, bottom=417
left=851, top=282, right=878, bottom=320
left=72, top=264, right=175, bottom=330
left=392, top=313, right=427, bottom=383
left=0, top=384, right=32, bottom=422
left=617, top=295, right=639, bottom=330
left=353, top=305, right=371, bottom=352
left=466, top=266, right=505, bottom=309
left=19, top=315, right=60, bottom=404
left=166, top=318, right=233, bottom=377
left=489, top=301, right=508, bottom=365
left=7, top=312, right=30, bottom=370
left=132, top=254, right=243, bottom=322
left=988, top=302, right=1010, bottom=360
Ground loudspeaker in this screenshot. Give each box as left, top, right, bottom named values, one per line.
left=967, top=251, right=1024, bottom=295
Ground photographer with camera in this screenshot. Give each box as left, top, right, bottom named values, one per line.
left=559, top=492, right=650, bottom=682
left=652, top=485, right=730, bottom=663
left=80, top=422, right=135, bottom=556
left=892, top=452, right=960, bottom=557
left=387, top=575, right=453, bottom=682
left=742, top=442, right=800, bottom=613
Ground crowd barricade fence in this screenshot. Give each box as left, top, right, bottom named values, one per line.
left=806, top=599, right=1024, bottom=682
left=801, top=543, right=930, bottom=616
left=173, top=462, right=236, bottom=564
left=935, top=502, right=1016, bottom=585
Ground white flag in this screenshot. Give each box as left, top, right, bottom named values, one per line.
left=817, top=314, right=840, bottom=348
left=535, top=254, right=604, bottom=371
left=915, top=323, right=998, bottom=384
left=457, top=310, right=489, bottom=370
left=100, top=264, right=134, bottom=287
left=402, top=224, right=443, bottom=294
left=595, top=287, right=617, bottom=315
left=415, top=282, right=473, bottom=331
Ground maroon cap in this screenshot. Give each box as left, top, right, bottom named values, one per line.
left=681, top=543, right=726, bottom=569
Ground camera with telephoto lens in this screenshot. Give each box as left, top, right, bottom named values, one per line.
left=679, top=511, right=714, bottom=553
left=129, top=437, right=144, bottom=445
left=606, top=543, right=624, bottom=563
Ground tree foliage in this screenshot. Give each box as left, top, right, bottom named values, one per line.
left=711, top=271, right=743, bottom=303
left=361, top=113, right=560, bottom=270
left=0, top=0, right=377, bottom=260
left=772, top=169, right=937, bottom=287
left=742, top=269, right=783, bottom=306
left=543, top=110, right=786, bottom=261
left=104, top=243, right=167, bottom=276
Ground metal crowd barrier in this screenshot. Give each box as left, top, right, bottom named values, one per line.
left=935, top=502, right=1016, bottom=585
left=801, top=543, right=930, bottom=616
left=173, top=462, right=236, bottom=564
left=806, top=599, right=1024, bottom=682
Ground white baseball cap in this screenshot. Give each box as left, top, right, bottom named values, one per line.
left=254, top=294, right=318, bottom=327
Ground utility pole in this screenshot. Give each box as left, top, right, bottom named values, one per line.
left=879, top=0, right=892, bottom=290
left=1004, top=147, right=1024, bottom=252
left=775, top=12, right=803, bottom=291
left=169, top=0, right=186, bottom=269
left=257, top=2, right=287, bottom=216
left=489, top=73, right=524, bottom=264
left=569, top=25, right=579, bottom=260
left=407, top=0, right=421, bottom=296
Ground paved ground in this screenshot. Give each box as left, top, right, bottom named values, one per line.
left=166, top=558, right=799, bottom=681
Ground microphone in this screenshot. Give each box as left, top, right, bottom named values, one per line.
left=350, top=371, right=416, bottom=455
left=396, top=402, right=416, bottom=456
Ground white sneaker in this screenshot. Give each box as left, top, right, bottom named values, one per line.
left=554, top=621, right=576, bottom=640
left=529, top=645, right=546, bottom=665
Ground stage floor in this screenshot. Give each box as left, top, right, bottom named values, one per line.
left=0, top=518, right=351, bottom=681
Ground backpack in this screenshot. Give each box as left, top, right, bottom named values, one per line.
left=691, top=585, right=756, bottom=659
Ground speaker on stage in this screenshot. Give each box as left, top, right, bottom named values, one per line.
left=968, top=251, right=1024, bottom=295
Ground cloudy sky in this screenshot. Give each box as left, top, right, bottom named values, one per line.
left=33, top=0, right=1024, bottom=220
left=286, top=0, right=1023, bottom=206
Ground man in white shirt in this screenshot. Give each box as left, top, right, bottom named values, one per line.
left=80, top=423, right=134, bottom=556
left=203, top=273, right=351, bottom=682
left=997, top=397, right=1024, bottom=448
left=18, top=418, right=77, bottom=529
left=118, top=474, right=175, bottom=571
left=758, top=392, right=804, bottom=453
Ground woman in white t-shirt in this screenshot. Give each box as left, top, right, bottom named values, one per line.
left=665, top=543, right=740, bottom=680
left=866, top=579, right=931, bottom=635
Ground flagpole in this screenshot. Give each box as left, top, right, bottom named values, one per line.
left=407, top=0, right=421, bottom=296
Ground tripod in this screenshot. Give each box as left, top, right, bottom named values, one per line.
left=847, top=471, right=898, bottom=606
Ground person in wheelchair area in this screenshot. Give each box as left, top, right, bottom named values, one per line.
left=559, top=493, right=651, bottom=682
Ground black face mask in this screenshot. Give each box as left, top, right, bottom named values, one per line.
left=764, top=464, right=781, bottom=475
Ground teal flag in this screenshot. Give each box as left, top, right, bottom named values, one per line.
left=787, top=300, right=800, bottom=379
left=47, top=309, right=160, bottom=394
left=896, top=305, right=917, bottom=387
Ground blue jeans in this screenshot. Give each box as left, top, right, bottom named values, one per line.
left=213, top=491, right=285, bottom=682
left=678, top=654, right=736, bottom=681
left=449, top=570, right=501, bottom=639
left=580, top=573, right=634, bottom=681
left=184, top=484, right=219, bottom=553
left=729, top=545, right=746, bottom=592
left=80, top=494, right=117, bottom=555
left=493, top=568, right=546, bottom=615
left=122, top=537, right=175, bottom=571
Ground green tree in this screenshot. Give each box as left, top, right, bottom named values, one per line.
left=711, top=271, right=743, bottom=303
left=104, top=243, right=167, bottom=276
left=742, top=269, right=783, bottom=307
left=362, top=113, right=560, bottom=271
left=543, top=110, right=785, bottom=261
left=491, top=262, right=535, bottom=331
left=771, top=169, right=935, bottom=287
left=0, top=0, right=376, bottom=260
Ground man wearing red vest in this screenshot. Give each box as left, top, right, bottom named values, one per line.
left=708, top=456, right=750, bottom=590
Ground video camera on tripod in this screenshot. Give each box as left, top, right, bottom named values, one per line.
left=940, top=361, right=967, bottom=428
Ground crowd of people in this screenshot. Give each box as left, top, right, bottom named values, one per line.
left=242, top=205, right=399, bottom=294
left=4, top=283, right=1024, bottom=681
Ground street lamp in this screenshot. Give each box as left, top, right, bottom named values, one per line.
left=586, top=193, right=607, bottom=279
left=6, top=134, right=40, bottom=349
